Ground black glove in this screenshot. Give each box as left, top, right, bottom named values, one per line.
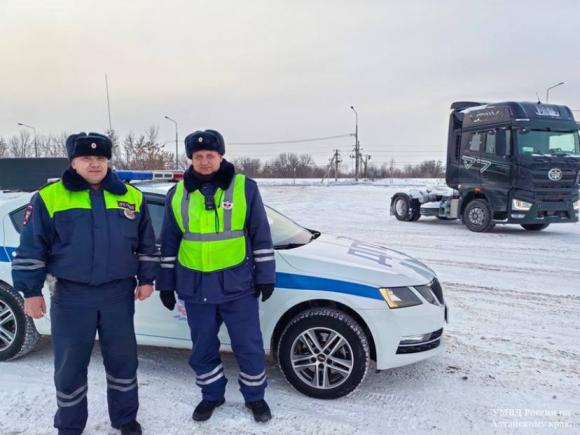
left=255, top=284, right=275, bottom=302
left=160, top=291, right=176, bottom=311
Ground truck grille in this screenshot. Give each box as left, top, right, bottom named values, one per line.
left=528, top=163, right=579, bottom=201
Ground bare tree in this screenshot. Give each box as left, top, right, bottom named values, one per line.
left=231, top=157, right=261, bottom=177
left=119, top=127, right=174, bottom=170
left=9, top=130, right=32, bottom=157
left=107, top=129, right=125, bottom=168
left=0, top=137, right=7, bottom=157
left=36, top=134, right=67, bottom=157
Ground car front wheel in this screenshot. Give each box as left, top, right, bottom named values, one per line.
left=0, top=282, right=40, bottom=361
left=277, top=308, right=370, bottom=399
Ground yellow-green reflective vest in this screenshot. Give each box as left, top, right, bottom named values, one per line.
left=39, top=180, right=143, bottom=217
left=171, top=174, right=247, bottom=272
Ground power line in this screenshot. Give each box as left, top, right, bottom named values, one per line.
left=230, top=133, right=353, bottom=145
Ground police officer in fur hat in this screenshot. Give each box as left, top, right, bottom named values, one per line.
left=12, top=132, right=158, bottom=435
left=157, top=129, right=275, bottom=423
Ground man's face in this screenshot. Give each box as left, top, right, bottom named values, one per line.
left=191, top=150, right=223, bottom=175
left=71, top=155, right=108, bottom=185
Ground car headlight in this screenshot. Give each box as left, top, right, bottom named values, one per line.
left=574, top=199, right=580, bottom=211
left=512, top=198, right=532, bottom=211
left=379, top=287, right=422, bottom=309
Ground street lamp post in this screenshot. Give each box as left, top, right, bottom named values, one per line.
left=545, top=81, right=565, bottom=103
left=17, top=122, right=37, bottom=157
left=350, top=106, right=359, bottom=181
left=164, top=116, right=179, bottom=169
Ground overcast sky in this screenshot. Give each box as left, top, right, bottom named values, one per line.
left=1, top=0, right=579, bottom=167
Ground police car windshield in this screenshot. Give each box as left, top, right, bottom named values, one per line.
left=265, top=206, right=315, bottom=249
left=516, top=129, right=580, bottom=156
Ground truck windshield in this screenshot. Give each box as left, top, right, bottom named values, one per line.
left=516, top=130, right=580, bottom=156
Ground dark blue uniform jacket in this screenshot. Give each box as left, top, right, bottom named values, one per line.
left=157, top=160, right=276, bottom=303
left=12, top=169, right=158, bottom=298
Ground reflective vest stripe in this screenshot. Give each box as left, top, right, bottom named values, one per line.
left=182, top=230, right=245, bottom=242
left=223, top=179, right=235, bottom=231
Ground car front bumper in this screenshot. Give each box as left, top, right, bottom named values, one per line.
left=361, top=301, right=447, bottom=370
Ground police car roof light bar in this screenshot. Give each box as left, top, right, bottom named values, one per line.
left=114, top=170, right=183, bottom=183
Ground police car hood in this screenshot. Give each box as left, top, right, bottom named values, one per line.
left=276, top=234, right=436, bottom=288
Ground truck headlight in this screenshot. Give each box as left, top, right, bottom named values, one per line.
left=574, top=199, right=580, bottom=211
left=512, top=198, right=532, bottom=211
left=379, top=287, right=422, bottom=309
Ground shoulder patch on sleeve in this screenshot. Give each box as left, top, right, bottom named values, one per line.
left=22, top=204, right=33, bottom=225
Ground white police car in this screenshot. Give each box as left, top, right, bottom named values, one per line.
left=0, top=170, right=447, bottom=399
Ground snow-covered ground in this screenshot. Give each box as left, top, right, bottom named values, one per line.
left=1, top=180, right=579, bottom=434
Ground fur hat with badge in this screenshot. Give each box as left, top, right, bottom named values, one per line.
left=66, top=132, right=113, bottom=161
left=184, top=129, right=225, bottom=158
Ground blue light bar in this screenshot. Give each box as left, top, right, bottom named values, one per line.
left=114, top=170, right=182, bottom=182
left=114, top=170, right=154, bottom=181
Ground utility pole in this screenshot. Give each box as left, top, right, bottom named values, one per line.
left=105, top=74, right=113, bottom=132
left=363, top=154, right=371, bottom=179
left=17, top=122, right=37, bottom=157
left=350, top=106, right=359, bottom=181
left=332, top=149, right=342, bottom=181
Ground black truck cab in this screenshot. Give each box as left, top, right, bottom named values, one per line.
left=445, top=101, right=580, bottom=231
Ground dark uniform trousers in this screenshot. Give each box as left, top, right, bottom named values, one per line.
left=184, top=294, right=267, bottom=403
left=51, top=278, right=139, bottom=435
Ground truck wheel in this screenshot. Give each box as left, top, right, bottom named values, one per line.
left=392, top=195, right=411, bottom=221
left=463, top=199, right=495, bottom=232
left=0, top=282, right=40, bottom=361
left=277, top=308, right=370, bottom=399
left=521, top=223, right=550, bottom=231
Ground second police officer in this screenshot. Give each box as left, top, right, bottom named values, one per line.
left=157, top=129, right=276, bottom=423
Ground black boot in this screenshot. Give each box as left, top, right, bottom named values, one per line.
left=119, top=420, right=142, bottom=434
left=192, top=398, right=226, bottom=421
left=245, top=399, right=272, bottom=423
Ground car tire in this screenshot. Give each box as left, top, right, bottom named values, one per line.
left=462, top=199, right=495, bottom=232
left=0, top=282, right=40, bottom=361
left=277, top=308, right=370, bottom=399
left=521, top=223, right=550, bottom=231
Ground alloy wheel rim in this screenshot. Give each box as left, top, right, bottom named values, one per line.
left=0, top=300, right=17, bottom=352
left=290, top=327, right=354, bottom=390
